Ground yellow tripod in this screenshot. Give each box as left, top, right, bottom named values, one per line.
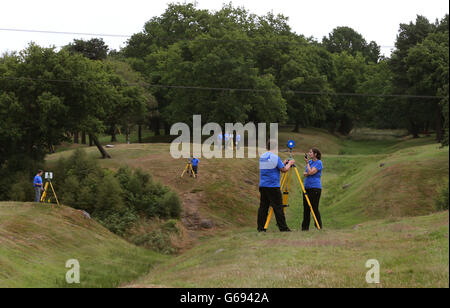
left=40, top=180, right=60, bottom=207
left=264, top=158, right=321, bottom=231
left=181, top=162, right=196, bottom=178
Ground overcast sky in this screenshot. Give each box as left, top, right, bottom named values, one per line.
left=0, top=0, right=448, bottom=56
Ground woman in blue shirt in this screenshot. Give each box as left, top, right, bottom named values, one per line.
left=302, top=148, right=323, bottom=230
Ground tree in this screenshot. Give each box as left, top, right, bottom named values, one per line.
left=279, top=45, right=332, bottom=131
left=322, top=26, right=380, bottom=63
left=389, top=15, right=435, bottom=137
left=123, top=3, right=292, bottom=131
left=406, top=31, right=449, bottom=141
left=328, top=52, right=367, bottom=134
left=390, top=14, right=448, bottom=139
left=0, top=44, right=129, bottom=162
left=65, top=38, right=109, bottom=60
left=104, top=59, right=155, bottom=143
left=357, top=60, right=396, bottom=128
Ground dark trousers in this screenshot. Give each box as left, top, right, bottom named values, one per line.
left=192, top=165, right=198, bottom=174
left=258, top=187, right=290, bottom=231
left=35, top=187, right=41, bottom=202
left=302, top=188, right=322, bottom=230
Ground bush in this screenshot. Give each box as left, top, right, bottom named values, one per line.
left=48, top=149, right=181, bottom=236
left=98, top=208, right=138, bottom=236
left=9, top=172, right=36, bottom=202
left=130, top=230, right=176, bottom=255
left=116, top=166, right=181, bottom=219
left=435, top=180, right=449, bottom=211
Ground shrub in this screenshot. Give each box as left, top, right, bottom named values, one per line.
left=48, top=150, right=181, bottom=237
left=130, top=230, right=176, bottom=255
left=9, top=172, right=35, bottom=202
left=116, top=166, right=181, bottom=219
left=98, top=208, right=138, bottom=236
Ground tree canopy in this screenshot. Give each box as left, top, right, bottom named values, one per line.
left=0, top=4, right=448, bottom=186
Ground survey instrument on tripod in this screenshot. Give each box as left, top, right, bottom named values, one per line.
left=40, top=172, right=60, bottom=207
left=180, top=159, right=196, bottom=178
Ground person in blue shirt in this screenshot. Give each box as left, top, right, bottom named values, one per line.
left=217, top=133, right=223, bottom=150
left=33, top=170, right=44, bottom=202
left=224, top=132, right=230, bottom=149
left=302, top=148, right=323, bottom=230
left=236, top=134, right=241, bottom=150
left=258, top=140, right=295, bottom=232
left=190, top=156, right=200, bottom=177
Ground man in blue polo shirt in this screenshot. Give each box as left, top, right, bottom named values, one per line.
left=190, top=157, right=199, bottom=178
left=33, top=170, right=44, bottom=202
left=258, top=140, right=295, bottom=232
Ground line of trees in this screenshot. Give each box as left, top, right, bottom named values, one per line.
left=0, top=3, right=448, bottom=188
left=122, top=3, right=448, bottom=141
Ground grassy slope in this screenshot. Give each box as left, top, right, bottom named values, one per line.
left=0, top=202, right=167, bottom=288
left=129, top=212, right=448, bottom=288
left=43, top=129, right=449, bottom=287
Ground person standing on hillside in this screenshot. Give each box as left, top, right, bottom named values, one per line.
left=257, top=140, right=295, bottom=232
left=302, top=148, right=323, bottom=230
left=190, top=156, right=200, bottom=178
left=236, top=133, right=241, bottom=150
left=217, top=133, right=223, bottom=150
left=33, top=170, right=44, bottom=202
left=224, top=132, right=230, bottom=150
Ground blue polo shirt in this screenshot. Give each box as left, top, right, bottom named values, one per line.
left=304, top=160, right=323, bottom=189
left=33, top=175, right=42, bottom=187
left=191, top=158, right=199, bottom=167
left=259, top=152, right=285, bottom=188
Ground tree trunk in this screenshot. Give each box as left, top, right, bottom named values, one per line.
left=409, top=120, right=420, bottom=138
left=436, top=104, right=443, bottom=142
left=90, top=134, right=111, bottom=158
left=164, top=120, right=170, bottom=135
left=153, top=118, right=161, bottom=136
left=89, top=134, right=93, bottom=146
left=74, top=132, right=79, bottom=144
left=293, top=121, right=300, bottom=133
left=81, top=131, right=86, bottom=144
left=110, top=125, right=117, bottom=142
left=138, top=125, right=142, bottom=143
left=338, top=116, right=354, bottom=135
left=126, top=126, right=130, bottom=144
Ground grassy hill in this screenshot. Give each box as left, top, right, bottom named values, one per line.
left=5, top=127, right=447, bottom=288
left=126, top=211, right=448, bottom=288
left=0, top=202, right=167, bottom=288
left=46, top=128, right=449, bottom=231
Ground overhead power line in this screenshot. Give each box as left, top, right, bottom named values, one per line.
left=0, top=28, right=396, bottom=48
left=0, top=28, right=130, bottom=38
left=0, top=76, right=445, bottom=99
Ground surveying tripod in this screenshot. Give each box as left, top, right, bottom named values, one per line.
left=40, top=178, right=60, bottom=207
left=181, top=160, right=196, bottom=178
left=264, top=141, right=321, bottom=230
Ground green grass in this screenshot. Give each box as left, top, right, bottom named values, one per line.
left=0, top=202, right=167, bottom=288
left=129, top=212, right=448, bottom=288
left=13, top=127, right=448, bottom=287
